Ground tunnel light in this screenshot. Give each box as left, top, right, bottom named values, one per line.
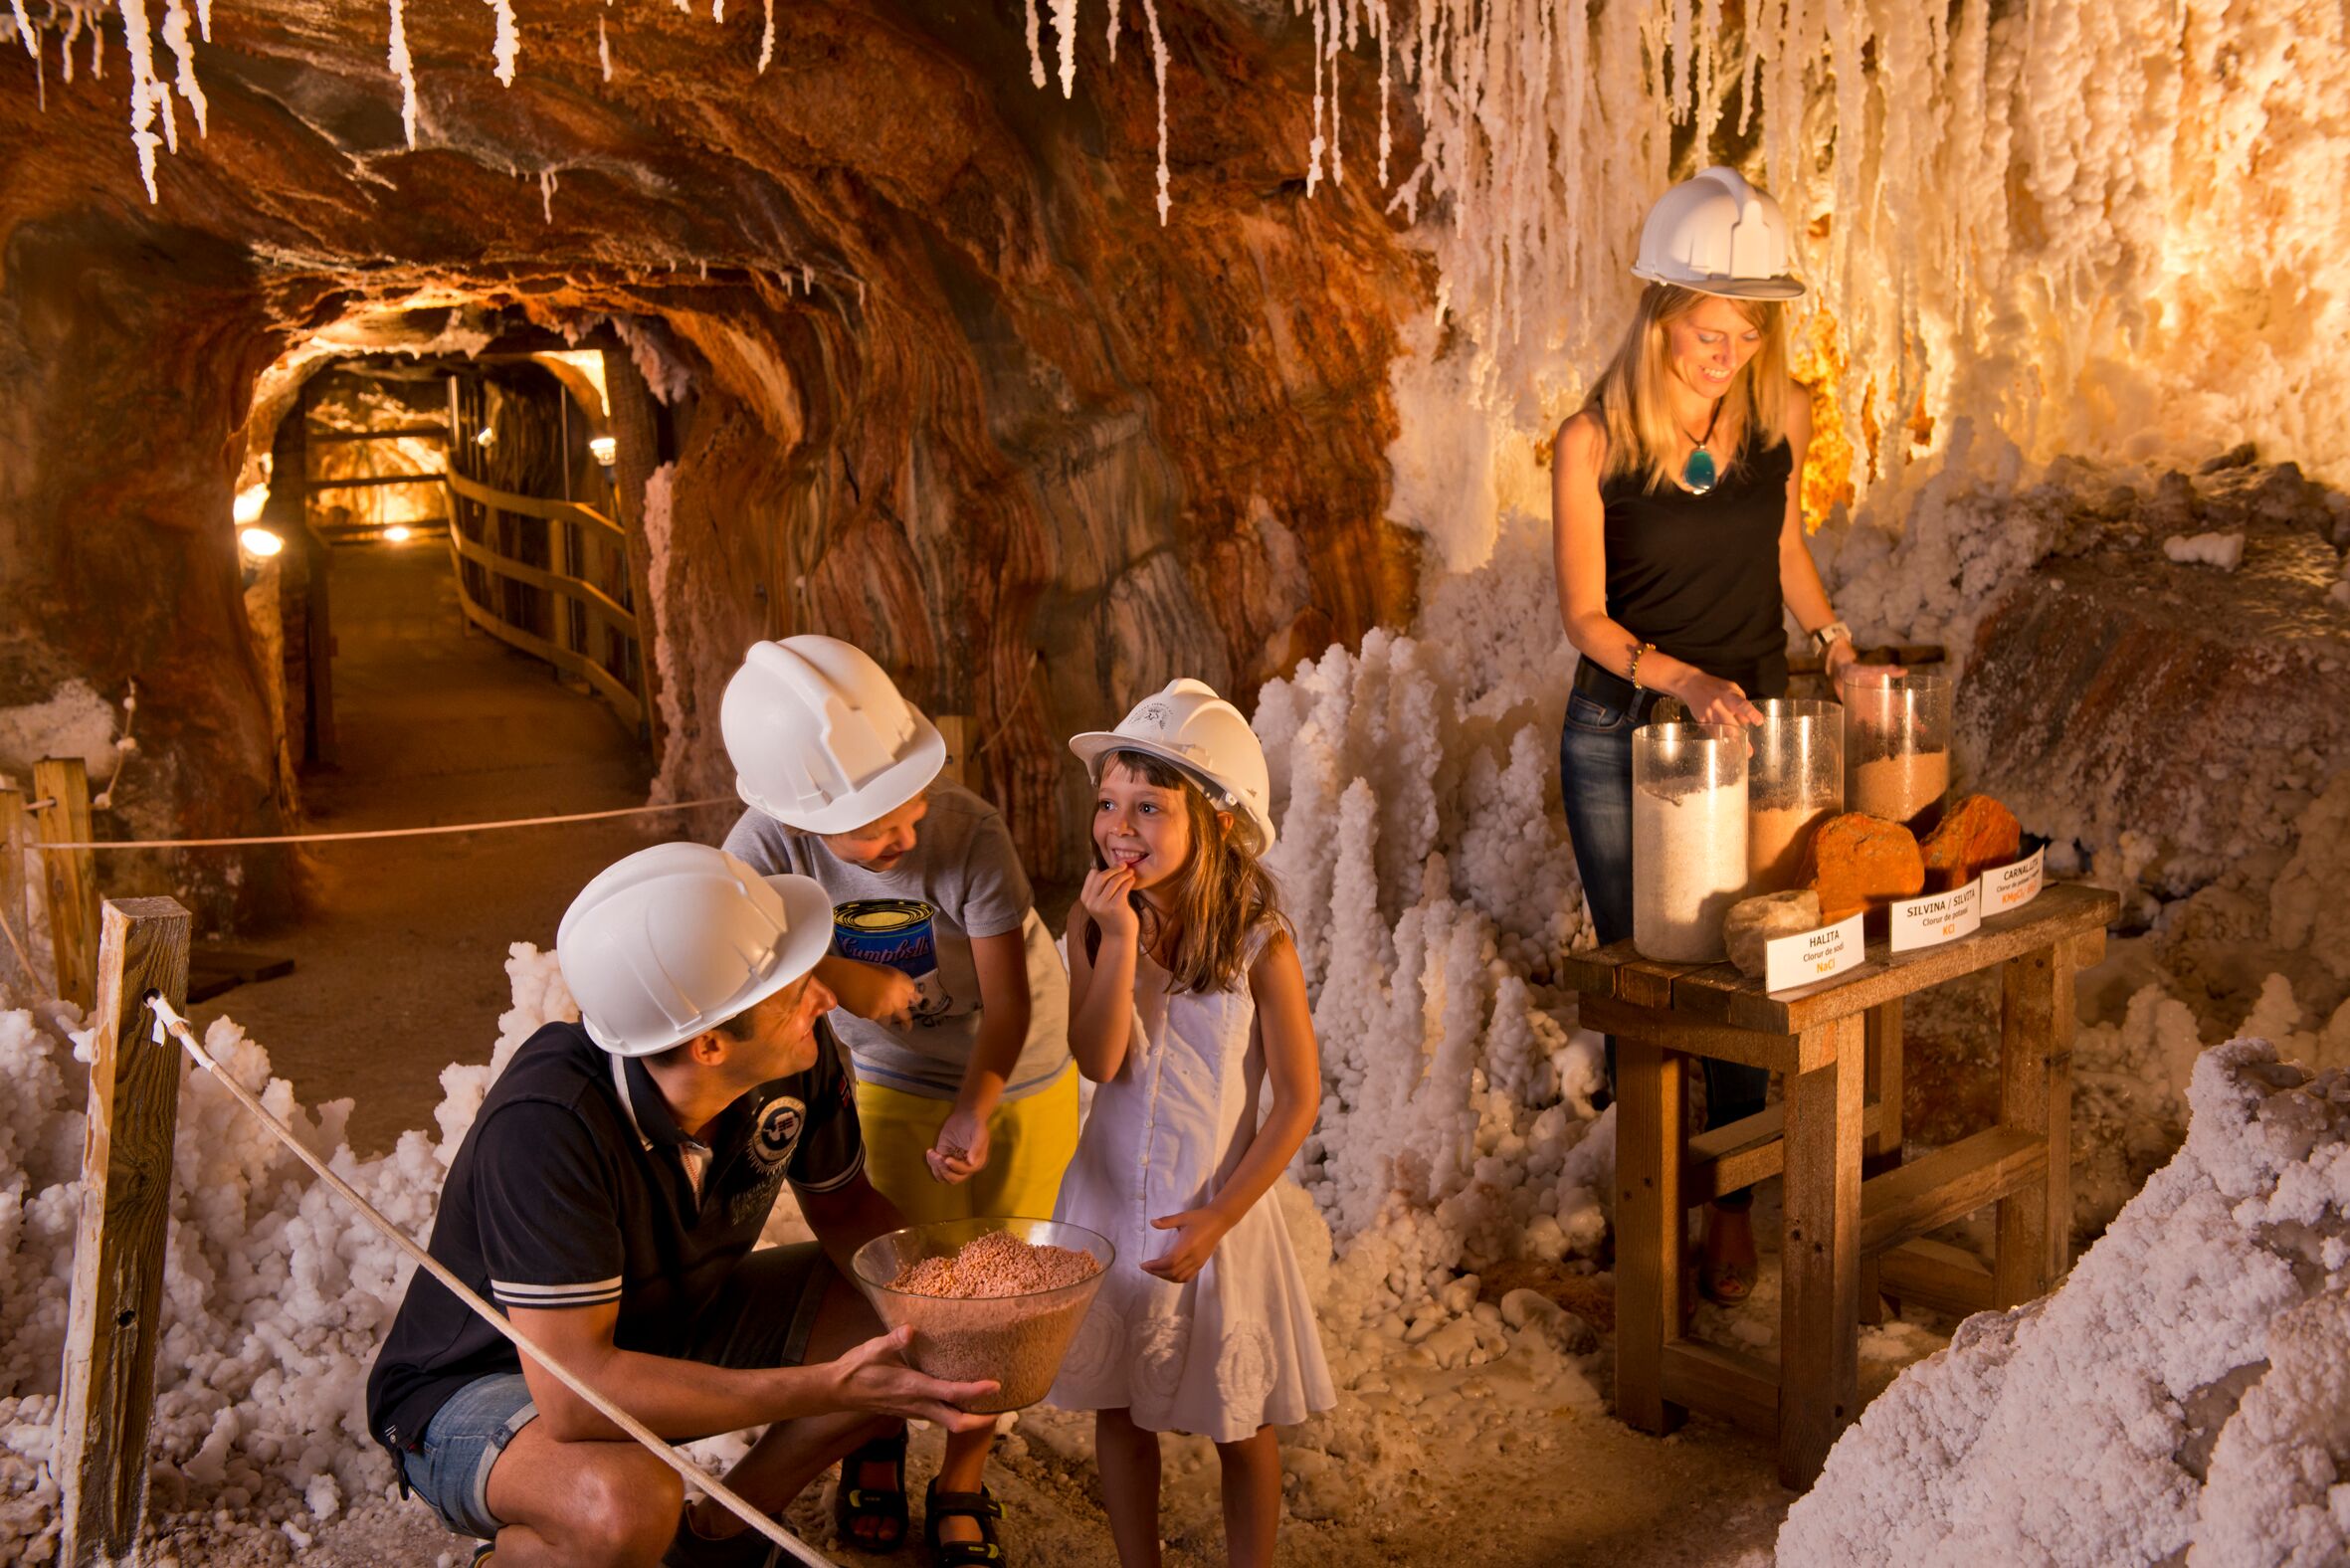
left=239, top=526, right=286, bottom=559
left=589, top=436, right=618, bottom=466
left=475, top=426, right=496, bottom=448
left=233, top=486, right=270, bottom=524
left=384, top=524, right=414, bottom=543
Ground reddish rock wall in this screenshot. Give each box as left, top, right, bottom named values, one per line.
left=0, top=1, right=1422, bottom=913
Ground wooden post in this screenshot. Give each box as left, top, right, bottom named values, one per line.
left=1858, top=998, right=1904, bottom=1323
left=0, top=787, right=32, bottom=991
left=33, top=757, right=98, bottom=1010
left=1994, top=935, right=2081, bottom=1305
left=59, top=896, right=193, bottom=1568
left=934, top=715, right=973, bottom=791
left=1613, top=1037, right=1685, bottom=1434
left=1778, top=1011, right=1864, bottom=1487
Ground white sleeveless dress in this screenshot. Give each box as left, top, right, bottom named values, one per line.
left=1046, top=938, right=1335, bottom=1443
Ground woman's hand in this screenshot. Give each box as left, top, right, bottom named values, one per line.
left=1140, top=1208, right=1232, bottom=1283
left=1671, top=670, right=1764, bottom=726
left=923, top=1103, right=990, bottom=1184
left=1824, top=636, right=1860, bottom=684
left=1078, top=866, right=1140, bottom=948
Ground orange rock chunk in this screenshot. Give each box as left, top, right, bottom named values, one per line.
left=1799, top=813, right=1925, bottom=923
left=1917, top=794, right=2024, bottom=892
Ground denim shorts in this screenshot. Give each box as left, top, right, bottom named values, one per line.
left=399, top=1243, right=835, bottom=1540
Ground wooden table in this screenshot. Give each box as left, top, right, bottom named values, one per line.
left=1561, top=881, right=2118, bottom=1486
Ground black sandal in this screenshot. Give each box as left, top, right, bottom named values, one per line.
left=832, top=1430, right=910, bottom=1553
left=923, top=1478, right=1005, bottom=1566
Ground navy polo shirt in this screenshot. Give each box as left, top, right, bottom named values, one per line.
left=365, top=1017, right=865, bottom=1454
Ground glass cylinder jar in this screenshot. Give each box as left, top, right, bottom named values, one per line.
left=1747, top=698, right=1845, bottom=893
left=1839, top=670, right=1953, bottom=836
left=1633, top=722, right=1749, bottom=962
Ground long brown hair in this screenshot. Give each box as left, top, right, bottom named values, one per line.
left=1083, top=750, right=1290, bottom=995
left=1585, top=283, right=1791, bottom=493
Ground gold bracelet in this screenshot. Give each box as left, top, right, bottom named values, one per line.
left=1628, top=641, right=1656, bottom=688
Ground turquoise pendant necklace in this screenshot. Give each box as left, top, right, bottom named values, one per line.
left=1681, top=396, right=1725, bottom=494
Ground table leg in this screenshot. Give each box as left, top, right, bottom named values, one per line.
left=1995, top=936, right=2082, bottom=1305
left=1779, top=1013, right=1864, bottom=1487
left=1615, top=1037, right=1685, bottom=1435
left=1859, top=999, right=1904, bottom=1324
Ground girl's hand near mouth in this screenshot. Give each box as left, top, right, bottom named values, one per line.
left=1079, top=865, right=1141, bottom=947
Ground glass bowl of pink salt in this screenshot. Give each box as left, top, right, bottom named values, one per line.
left=850, top=1219, right=1113, bottom=1413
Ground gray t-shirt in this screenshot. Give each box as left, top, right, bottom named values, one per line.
left=722, top=784, right=1072, bottom=1101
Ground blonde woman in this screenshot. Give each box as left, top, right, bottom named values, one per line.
left=1551, top=167, right=1856, bottom=1307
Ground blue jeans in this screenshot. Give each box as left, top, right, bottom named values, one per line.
left=1560, top=684, right=1768, bottom=1207
left=398, top=1243, right=834, bottom=1540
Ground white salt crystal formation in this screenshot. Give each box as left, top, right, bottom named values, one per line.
left=1254, top=520, right=1612, bottom=1329
left=1779, top=1039, right=2350, bottom=1566
left=2163, top=530, right=2247, bottom=570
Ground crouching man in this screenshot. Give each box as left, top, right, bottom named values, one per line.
left=366, top=844, right=998, bottom=1567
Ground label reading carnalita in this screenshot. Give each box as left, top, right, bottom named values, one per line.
left=1764, top=912, right=1866, bottom=993
left=1890, top=881, right=1983, bottom=952
left=1984, top=847, right=2047, bottom=913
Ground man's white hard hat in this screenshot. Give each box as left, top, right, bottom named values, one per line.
left=720, top=636, right=946, bottom=835
left=1068, top=678, right=1276, bottom=853
left=1632, top=166, right=1806, bottom=301
left=556, top=843, right=836, bottom=1058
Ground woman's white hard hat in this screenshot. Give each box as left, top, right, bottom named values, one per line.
left=720, top=636, right=946, bottom=835
left=557, top=843, right=836, bottom=1058
left=1632, top=166, right=1806, bottom=300
left=1068, top=678, right=1276, bottom=852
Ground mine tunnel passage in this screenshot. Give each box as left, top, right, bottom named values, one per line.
left=198, top=332, right=668, bottom=1151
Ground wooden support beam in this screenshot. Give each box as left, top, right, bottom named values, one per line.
left=0, top=787, right=32, bottom=991
left=1994, top=934, right=2085, bottom=1304
left=1860, top=1126, right=2047, bottom=1257
left=59, top=897, right=192, bottom=1568
left=1877, top=1237, right=1996, bottom=1319
left=1860, top=998, right=1904, bottom=1323
left=33, top=758, right=98, bottom=1010
left=1661, top=1338, right=1779, bottom=1437
left=1613, top=1039, right=1686, bottom=1436
left=1778, top=1012, right=1864, bottom=1487
left=1680, top=1100, right=1888, bottom=1206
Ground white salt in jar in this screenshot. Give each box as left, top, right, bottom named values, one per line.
left=1633, top=722, right=1749, bottom=962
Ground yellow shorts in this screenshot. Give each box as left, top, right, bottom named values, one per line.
left=853, top=1066, right=1080, bottom=1226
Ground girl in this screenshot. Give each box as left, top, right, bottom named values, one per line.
left=1550, top=166, right=1857, bottom=1305
left=716, top=635, right=1076, bottom=1563
left=1047, top=679, right=1335, bottom=1568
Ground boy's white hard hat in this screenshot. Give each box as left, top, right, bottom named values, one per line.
left=1068, top=678, right=1276, bottom=852
left=1632, top=166, right=1806, bottom=300
left=721, top=636, right=946, bottom=835
left=556, top=843, right=836, bottom=1057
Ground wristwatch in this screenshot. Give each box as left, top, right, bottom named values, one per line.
left=1810, top=620, right=1854, bottom=654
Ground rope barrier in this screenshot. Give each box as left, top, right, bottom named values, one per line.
left=142, top=993, right=834, bottom=1568
left=26, top=796, right=734, bottom=852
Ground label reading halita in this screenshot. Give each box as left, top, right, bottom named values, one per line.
left=1890, top=881, right=1983, bottom=952
left=1764, top=912, right=1866, bottom=993
left=1983, top=847, right=2047, bottom=914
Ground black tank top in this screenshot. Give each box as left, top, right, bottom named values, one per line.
left=1602, top=433, right=1793, bottom=697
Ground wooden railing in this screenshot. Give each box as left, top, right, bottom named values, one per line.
left=442, top=470, right=647, bottom=731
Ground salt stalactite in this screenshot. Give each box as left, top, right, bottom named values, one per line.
left=1049, top=0, right=1077, bottom=96
left=387, top=0, right=418, bottom=146
left=1302, top=0, right=1324, bottom=196
left=60, top=6, right=81, bottom=81
left=87, top=5, right=99, bottom=77
left=115, top=0, right=165, bottom=199
left=1138, top=0, right=1167, bottom=223
left=755, top=0, right=772, bottom=73
left=1022, top=0, right=1043, bottom=89
left=539, top=166, right=555, bottom=223
left=711, top=0, right=722, bottom=22
left=484, top=0, right=517, bottom=86
left=8, top=0, right=31, bottom=59
left=1103, top=0, right=1116, bottom=64
left=598, top=13, right=611, bottom=80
